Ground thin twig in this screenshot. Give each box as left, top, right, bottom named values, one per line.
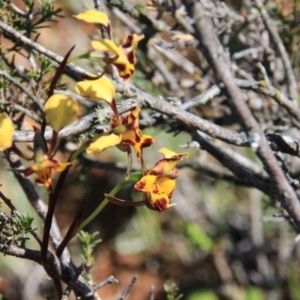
left=148, top=285, right=155, bottom=300
left=117, top=275, right=138, bottom=300
left=183, top=0, right=300, bottom=231
left=0, top=70, right=44, bottom=113
left=254, top=0, right=298, bottom=104
left=0, top=20, right=92, bottom=81
left=0, top=99, right=42, bottom=123
left=0, top=189, right=42, bottom=245
left=94, top=275, right=119, bottom=291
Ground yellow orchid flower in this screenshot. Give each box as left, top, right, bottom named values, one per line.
left=23, top=149, right=72, bottom=191
left=111, top=107, right=155, bottom=161
left=91, top=34, right=143, bottom=80
left=75, top=76, right=115, bottom=103
left=134, top=148, right=188, bottom=211
left=0, top=113, right=15, bottom=151
left=73, top=10, right=109, bottom=27
left=86, top=107, right=154, bottom=160
left=45, top=94, right=79, bottom=132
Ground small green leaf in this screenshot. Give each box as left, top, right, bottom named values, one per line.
left=187, top=290, right=218, bottom=300
left=245, top=287, right=264, bottom=300
left=185, top=222, right=214, bottom=253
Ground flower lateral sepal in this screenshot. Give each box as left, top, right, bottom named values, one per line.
left=86, top=133, right=122, bottom=156
left=104, top=194, right=145, bottom=207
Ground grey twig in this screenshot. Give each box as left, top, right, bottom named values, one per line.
left=0, top=242, right=99, bottom=299
left=236, top=79, right=300, bottom=122
left=183, top=0, right=300, bottom=230
left=192, top=133, right=274, bottom=197
left=148, top=285, right=155, bottom=300
left=117, top=275, right=138, bottom=300
left=0, top=189, right=42, bottom=245
left=94, top=275, right=118, bottom=291
left=0, top=20, right=92, bottom=82
left=148, top=45, right=184, bottom=98
left=254, top=0, right=298, bottom=104
left=0, top=99, right=42, bottom=123
left=0, top=70, right=44, bottom=114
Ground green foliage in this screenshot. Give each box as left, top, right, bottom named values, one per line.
left=184, top=221, right=214, bottom=253
left=164, top=282, right=183, bottom=300
left=245, top=287, right=264, bottom=300
left=187, top=290, right=218, bottom=300
left=288, top=263, right=300, bottom=300
left=77, top=230, right=102, bottom=268
left=0, top=212, right=35, bottom=245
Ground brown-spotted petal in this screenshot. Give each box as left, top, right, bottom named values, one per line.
left=121, top=34, right=144, bottom=65
left=134, top=174, right=156, bottom=192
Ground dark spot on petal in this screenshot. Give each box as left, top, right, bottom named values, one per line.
left=127, top=52, right=135, bottom=64
left=154, top=198, right=168, bottom=212
left=122, top=35, right=134, bottom=49
left=134, top=180, right=146, bottom=190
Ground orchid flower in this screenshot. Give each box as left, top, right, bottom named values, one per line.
left=86, top=107, right=155, bottom=162
left=91, top=34, right=144, bottom=80
left=134, top=148, right=188, bottom=211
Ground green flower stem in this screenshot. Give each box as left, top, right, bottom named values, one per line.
left=67, top=53, right=91, bottom=64
left=73, top=171, right=142, bottom=235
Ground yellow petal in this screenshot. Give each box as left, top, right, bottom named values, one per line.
left=73, top=10, right=109, bottom=26
left=155, top=177, right=176, bottom=197
left=159, top=148, right=189, bottom=159
left=0, top=113, right=15, bottom=151
left=45, top=94, right=79, bottom=131
left=86, top=133, right=122, bottom=156
left=91, top=40, right=134, bottom=80
left=132, top=135, right=155, bottom=162
left=75, top=77, right=115, bottom=103
left=150, top=192, right=172, bottom=212
left=91, top=39, right=122, bottom=55
left=115, top=107, right=154, bottom=160
left=134, top=174, right=156, bottom=192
